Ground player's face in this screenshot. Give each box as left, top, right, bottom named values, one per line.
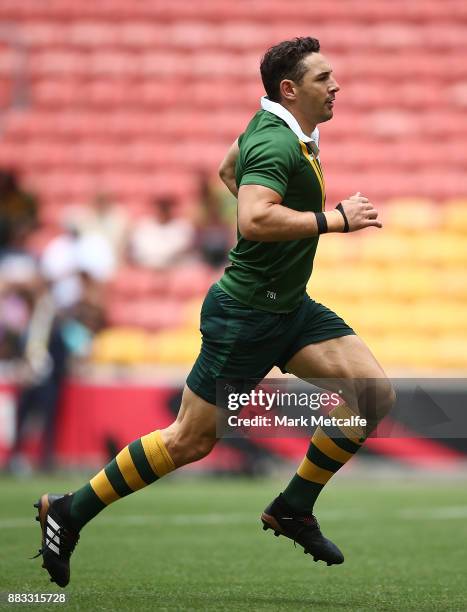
left=294, top=53, right=340, bottom=124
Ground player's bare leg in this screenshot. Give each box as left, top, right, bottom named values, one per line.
left=261, top=335, right=395, bottom=565
left=161, top=386, right=220, bottom=467
left=33, top=386, right=220, bottom=587
left=286, top=334, right=395, bottom=430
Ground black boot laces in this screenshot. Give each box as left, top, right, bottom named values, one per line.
left=292, top=514, right=320, bottom=548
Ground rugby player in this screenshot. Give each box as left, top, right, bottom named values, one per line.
left=33, top=37, right=395, bottom=587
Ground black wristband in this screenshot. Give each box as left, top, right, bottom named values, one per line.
left=335, top=202, right=349, bottom=233
left=314, top=211, right=328, bottom=234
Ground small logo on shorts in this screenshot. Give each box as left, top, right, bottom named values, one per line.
left=266, top=291, right=277, bottom=300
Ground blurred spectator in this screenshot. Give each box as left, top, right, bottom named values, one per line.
left=0, top=194, right=41, bottom=359
left=0, top=169, right=38, bottom=249
left=41, top=211, right=115, bottom=310
left=193, top=174, right=234, bottom=269
left=62, top=193, right=129, bottom=264
left=62, top=270, right=107, bottom=355
left=129, top=195, right=194, bottom=269
left=8, top=290, right=67, bottom=474
left=0, top=284, right=37, bottom=360
left=6, top=273, right=107, bottom=475
left=3, top=200, right=112, bottom=473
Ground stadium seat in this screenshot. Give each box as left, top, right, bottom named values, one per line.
left=383, top=198, right=442, bottom=232
left=92, top=327, right=148, bottom=364
left=166, top=264, right=216, bottom=299
left=443, top=199, right=467, bottom=232
left=145, top=329, right=201, bottom=365
left=182, top=298, right=203, bottom=328
left=110, top=267, right=168, bottom=298
left=108, top=298, right=185, bottom=331
left=436, top=337, right=467, bottom=369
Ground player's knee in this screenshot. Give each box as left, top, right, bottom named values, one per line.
left=357, top=377, right=396, bottom=422
left=168, top=429, right=216, bottom=466
left=378, top=379, right=396, bottom=416
left=184, top=431, right=216, bottom=463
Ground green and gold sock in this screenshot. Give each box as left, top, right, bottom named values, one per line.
left=69, top=430, right=175, bottom=531
left=282, top=404, right=365, bottom=513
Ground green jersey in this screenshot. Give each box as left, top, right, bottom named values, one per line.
left=218, top=108, right=325, bottom=313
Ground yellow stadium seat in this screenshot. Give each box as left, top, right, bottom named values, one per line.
left=384, top=198, right=442, bottom=232
left=443, top=199, right=467, bottom=233
left=388, top=267, right=430, bottom=299
left=314, top=233, right=350, bottom=264
left=410, top=301, right=467, bottom=333
left=435, top=337, right=467, bottom=370
left=368, top=335, right=439, bottom=370
left=438, top=268, right=467, bottom=299
left=358, top=233, right=414, bottom=263
left=92, top=328, right=148, bottom=364
left=147, top=329, right=201, bottom=365
left=182, top=298, right=203, bottom=328
left=410, top=233, right=467, bottom=265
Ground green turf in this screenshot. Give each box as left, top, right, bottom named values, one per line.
left=0, top=474, right=466, bottom=611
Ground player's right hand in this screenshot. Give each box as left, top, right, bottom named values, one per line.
left=339, top=192, right=382, bottom=232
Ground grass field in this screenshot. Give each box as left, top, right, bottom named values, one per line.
left=1, top=473, right=466, bottom=611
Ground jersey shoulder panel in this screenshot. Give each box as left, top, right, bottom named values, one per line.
left=237, top=111, right=301, bottom=197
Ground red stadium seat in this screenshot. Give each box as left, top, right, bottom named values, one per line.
left=108, top=298, right=184, bottom=331
left=2, top=11, right=465, bottom=214
left=110, top=267, right=168, bottom=298
left=166, top=264, right=216, bottom=299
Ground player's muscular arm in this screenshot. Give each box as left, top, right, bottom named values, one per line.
left=238, top=185, right=341, bottom=241
left=218, top=139, right=239, bottom=197
left=238, top=186, right=382, bottom=242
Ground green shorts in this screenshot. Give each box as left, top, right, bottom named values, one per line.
left=186, top=283, right=355, bottom=406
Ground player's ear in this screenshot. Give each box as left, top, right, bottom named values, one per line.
left=280, top=79, right=297, bottom=101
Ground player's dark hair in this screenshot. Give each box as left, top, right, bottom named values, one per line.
left=260, top=37, right=320, bottom=102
